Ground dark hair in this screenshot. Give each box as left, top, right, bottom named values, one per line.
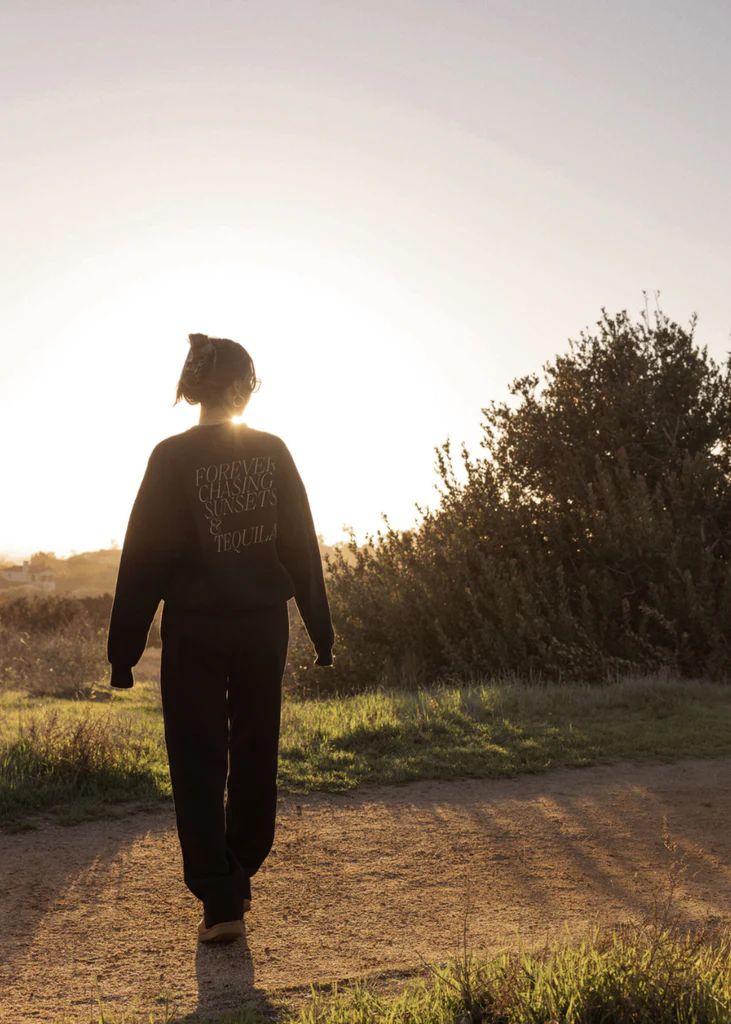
left=175, top=333, right=260, bottom=406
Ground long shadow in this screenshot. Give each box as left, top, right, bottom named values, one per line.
left=0, top=805, right=168, bottom=975
left=5, top=755, right=729, bottom=1020
left=301, top=755, right=731, bottom=937
left=1, top=806, right=282, bottom=1021
left=171, top=925, right=279, bottom=1022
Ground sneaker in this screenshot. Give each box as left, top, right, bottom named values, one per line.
left=197, top=917, right=244, bottom=944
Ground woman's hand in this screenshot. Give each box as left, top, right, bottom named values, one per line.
left=314, top=649, right=334, bottom=668
left=110, top=665, right=135, bottom=689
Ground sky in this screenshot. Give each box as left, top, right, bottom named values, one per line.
left=1, top=0, right=730, bottom=559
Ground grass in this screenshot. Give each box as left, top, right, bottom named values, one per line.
left=290, top=920, right=731, bottom=1024
left=86, top=919, right=731, bottom=1023
left=277, top=673, right=731, bottom=791
left=0, top=705, right=168, bottom=827
left=294, top=920, right=731, bottom=1024
left=1, top=673, right=731, bottom=828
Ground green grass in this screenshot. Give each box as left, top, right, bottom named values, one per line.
left=0, top=695, right=169, bottom=827
left=1, top=674, right=731, bottom=828
left=87, top=920, right=731, bottom=1023
left=277, top=674, right=731, bottom=791
left=293, top=921, right=731, bottom=1024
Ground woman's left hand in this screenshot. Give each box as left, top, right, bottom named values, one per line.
left=110, top=665, right=135, bottom=689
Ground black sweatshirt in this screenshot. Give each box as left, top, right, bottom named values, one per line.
left=107, top=422, right=335, bottom=670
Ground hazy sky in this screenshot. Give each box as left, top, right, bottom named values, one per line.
left=2, top=0, right=729, bottom=558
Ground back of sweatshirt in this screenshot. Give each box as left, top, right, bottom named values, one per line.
left=107, top=422, right=335, bottom=669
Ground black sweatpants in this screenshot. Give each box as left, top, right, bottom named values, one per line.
left=159, top=600, right=290, bottom=926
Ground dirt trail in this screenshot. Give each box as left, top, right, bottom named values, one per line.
left=2, top=757, right=730, bottom=1023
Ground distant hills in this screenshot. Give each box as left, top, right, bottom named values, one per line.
left=0, top=549, right=122, bottom=598
left=0, top=537, right=350, bottom=599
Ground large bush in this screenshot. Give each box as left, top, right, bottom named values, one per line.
left=326, top=305, right=731, bottom=685
left=0, top=621, right=109, bottom=697
left=0, top=592, right=167, bottom=697
left=0, top=593, right=105, bottom=631
left=0, top=594, right=115, bottom=696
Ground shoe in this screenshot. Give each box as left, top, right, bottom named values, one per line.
left=197, top=898, right=252, bottom=943
left=198, top=917, right=244, bottom=944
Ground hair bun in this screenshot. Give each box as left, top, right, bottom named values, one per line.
left=175, top=333, right=257, bottom=407
left=188, top=332, right=211, bottom=353
left=183, top=333, right=217, bottom=390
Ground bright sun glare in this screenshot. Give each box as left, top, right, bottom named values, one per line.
left=4, top=254, right=447, bottom=558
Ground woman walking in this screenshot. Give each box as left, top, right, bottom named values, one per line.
left=107, top=333, right=335, bottom=943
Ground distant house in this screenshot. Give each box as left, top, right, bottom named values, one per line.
left=1, top=561, right=57, bottom=593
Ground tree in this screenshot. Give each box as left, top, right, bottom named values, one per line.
left=29, top=551, right=58, bottom=569
left=327, top=303, right=731, bottom=685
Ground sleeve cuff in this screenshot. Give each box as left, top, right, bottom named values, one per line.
left=110, top=665, right=134, bottom=689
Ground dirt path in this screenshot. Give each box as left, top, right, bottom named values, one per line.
left=2, top=758, right=730, bottom=1023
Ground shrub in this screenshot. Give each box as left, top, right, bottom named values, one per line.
left=0, top=620, right=109, bottom=697
left=326, top=303, right=731, bottom=687
left=0, top=593, right=90, bottom=632
left=283, top=600, right=358, bottom=699
left=0, top=592, right=163, bottom=696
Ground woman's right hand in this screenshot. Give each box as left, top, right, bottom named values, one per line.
left=314, top=649, right=334, bottom=668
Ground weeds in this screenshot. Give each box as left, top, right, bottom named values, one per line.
left=102, top=919, right=729, bottom=1023
left=292, top=824, right=731, bottom=1024
left=2, top=674, right=731, bottom=827
left=0, top=705, right=167, bottom=824
left=0, top=620, right=109, bottom=698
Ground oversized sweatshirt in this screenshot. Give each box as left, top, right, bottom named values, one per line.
left=107, top=422, right=335, bottom=669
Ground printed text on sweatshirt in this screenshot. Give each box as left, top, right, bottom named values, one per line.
left=107, top=423, right=335, bottom=668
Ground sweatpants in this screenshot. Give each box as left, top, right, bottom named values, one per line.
left=159, top=599, right=290, bottom=926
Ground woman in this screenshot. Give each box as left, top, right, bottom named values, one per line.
left=107, top=333, right=335, bottom=944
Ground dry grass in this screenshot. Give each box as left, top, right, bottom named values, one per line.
left=0, top=621, right=109, bottom=698
left=0, top=705, right=168, bottom=825
left=89, top=847, right=731, bottom=1024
